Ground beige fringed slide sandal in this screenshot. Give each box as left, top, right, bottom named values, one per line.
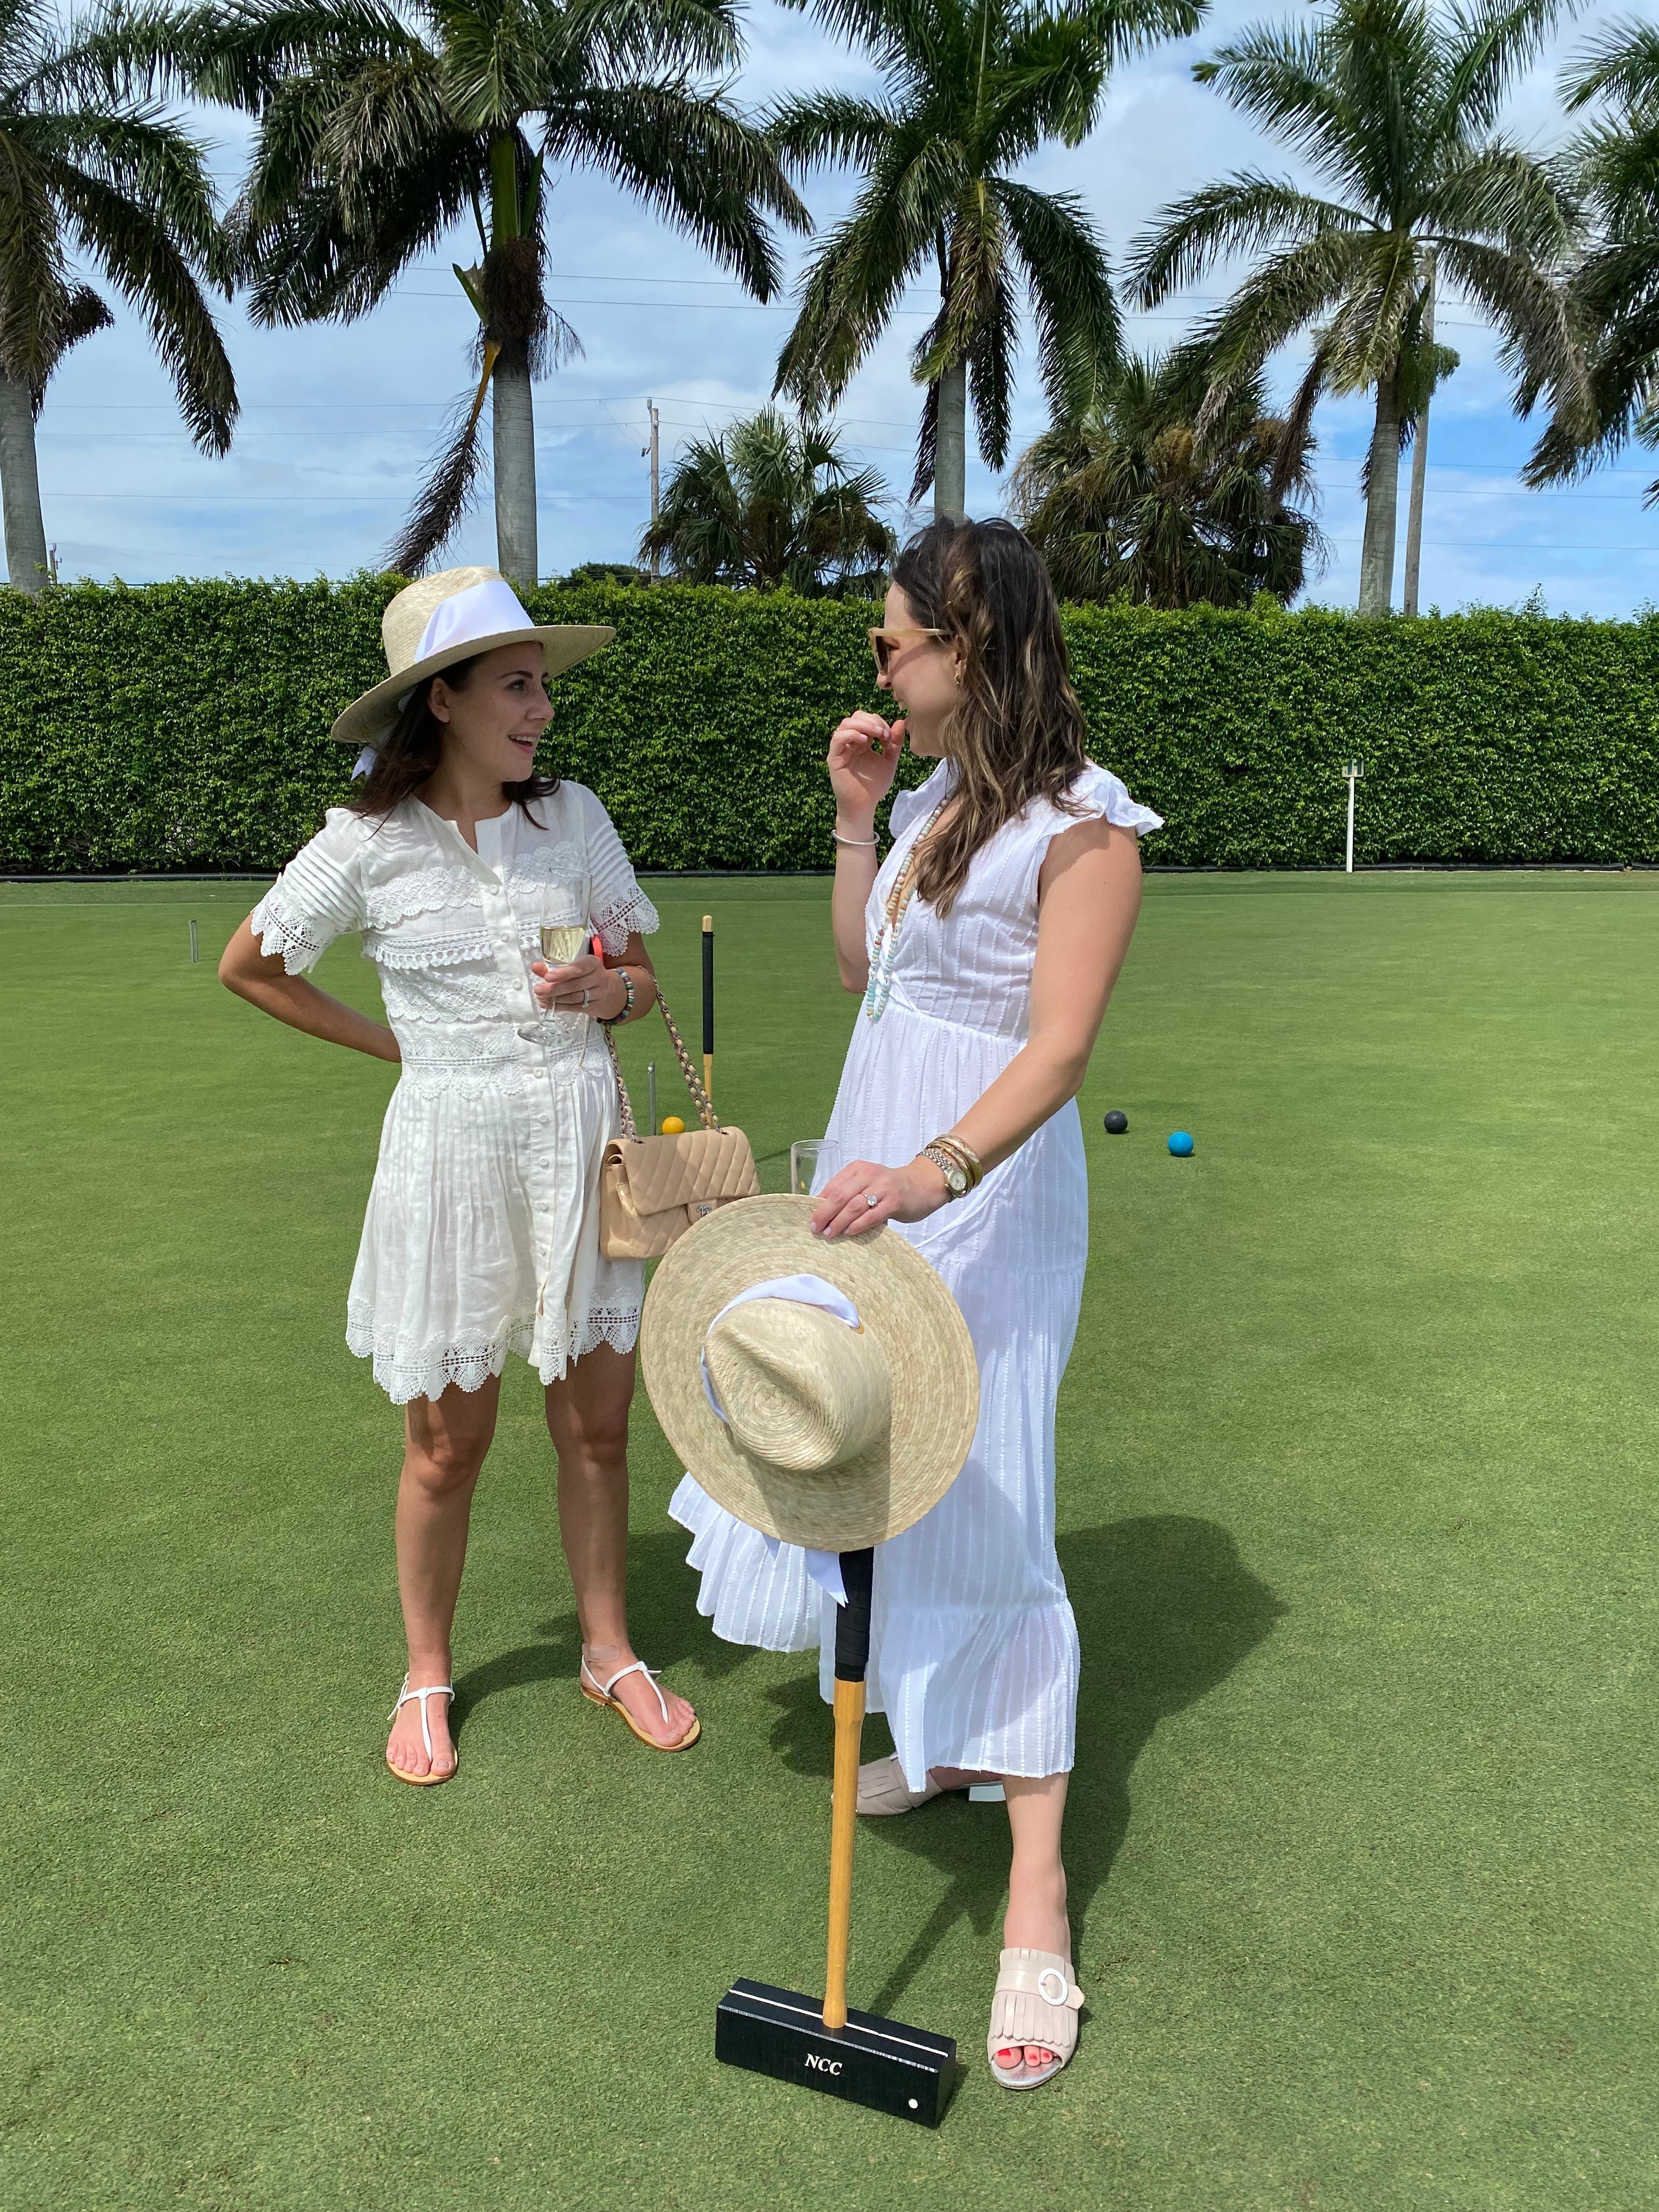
left=987, top=1948, right=1085, bottom=2089
left=580, top=1656, right=701, bottom=1752
left=855, top=1754, right=944, bottom=1815
left=386, top=1676, right=456, bottom=1786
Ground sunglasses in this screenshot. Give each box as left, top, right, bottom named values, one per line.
left=867, top=625, right=947, bottom=676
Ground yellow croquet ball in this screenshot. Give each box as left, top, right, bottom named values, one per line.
left=661, top=1115, right=686, bottom=1136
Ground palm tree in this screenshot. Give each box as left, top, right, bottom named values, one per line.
left=0, top=0, right=236, bottom=592
left=136, top=0, right=806, bottom=585
left=1011, top=348, right=1326, bottom=605
left=1128, top=0, right=1584, bottom=615
left=767, top=0, right=1205, bottom=522
left=1525, top=22, right=1659, bottom=503
left=640, top=405, right=894, bottom=590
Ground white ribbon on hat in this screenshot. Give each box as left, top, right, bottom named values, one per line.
left=699, top=1273, right=862, bottom=1606
left=353, top=577, right=537, bottom=775
left=414, top=574, right=534, bottom=662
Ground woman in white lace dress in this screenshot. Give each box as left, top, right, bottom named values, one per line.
left=221, top=567, right=698, bottom=1780
left=672, top=520, right=1158, bottom=2086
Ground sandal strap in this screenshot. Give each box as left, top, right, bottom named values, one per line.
left=585, top=1655, right=670, bottom=1728
left=387, top=1678, right=455, bottom=1762
left=989, top=1948, right=1084, bottom=2063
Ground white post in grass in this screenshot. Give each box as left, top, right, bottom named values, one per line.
left=189, top=918, right=199, bottom=964
left=1340, top=761, right=1364, bottom=873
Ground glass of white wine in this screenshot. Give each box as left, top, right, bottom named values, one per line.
left=518, top=920, right=590, bottom=1041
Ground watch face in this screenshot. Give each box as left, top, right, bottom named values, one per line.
left=944, top=1160, right=967, bottom=1193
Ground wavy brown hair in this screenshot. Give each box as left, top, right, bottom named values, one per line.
left=350, top=652, right=558, bottom=822
left=892, top=517, right=1089, bottom=917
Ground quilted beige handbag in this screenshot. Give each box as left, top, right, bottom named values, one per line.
left=599, top=985, right=759, bottom=1260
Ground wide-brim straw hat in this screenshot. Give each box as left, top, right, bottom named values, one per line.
left=330, top=565, right=614, bottom=748
left=640, top=1196, right=980, bottom=1552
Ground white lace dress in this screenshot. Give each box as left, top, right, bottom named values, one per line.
left=251, top=786, right=658, bottom=1404
left=671, top=760, right=1162, bottom=1785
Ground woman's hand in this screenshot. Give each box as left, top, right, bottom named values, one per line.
left=532, top=951, right=625, bottom=1019
left=810, top=1155, right=949, bottom=1240
left=828, top=712, right=904, bottom=831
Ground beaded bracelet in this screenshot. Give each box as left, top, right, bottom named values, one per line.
left=601, top=967, right=636, bottom=1026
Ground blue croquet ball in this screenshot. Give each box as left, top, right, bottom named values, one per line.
left=1167, top=1130, right=1195, bottom=1156
left=1103, top=1110, right=1128, bottom=1135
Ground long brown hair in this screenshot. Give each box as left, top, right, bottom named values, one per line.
left=892, top=517, right=1088, bottom=917
left=349, top=652, right=559, bottom=821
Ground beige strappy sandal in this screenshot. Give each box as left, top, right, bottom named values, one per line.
left=386, top=1675, right=456, bottom=1786
left=987, top=1948, right=1084, bottom=2089
left=856, top=1753, right=944, bottom=1815
left=580, top=1656, right=701, bottom=1752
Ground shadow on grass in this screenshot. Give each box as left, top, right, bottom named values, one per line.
left=449, top=1522, right=757, bottom=1737
left=754, top=1516, right=1285, bottom=2013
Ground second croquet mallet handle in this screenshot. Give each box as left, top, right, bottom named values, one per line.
left=823, top=1547, right=875, bottom=2033
left=701, top=914, right=714, bottom=1106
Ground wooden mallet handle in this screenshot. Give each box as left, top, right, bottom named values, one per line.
left=823, top=1548, right=875, bottom=2032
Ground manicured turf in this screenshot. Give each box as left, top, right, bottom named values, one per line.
left=4, top=869, right=1654, bottom=2211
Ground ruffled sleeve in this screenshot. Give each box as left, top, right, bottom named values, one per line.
left=1041, top=761, right=1163, bottom=844
left=578, top=786, right=660, bottom=955
left=887, top=762, right=953, bottom=844
left=249, top=808, right=368, bottom=974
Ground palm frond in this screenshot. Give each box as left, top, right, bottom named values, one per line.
left=386, top=361, right=492, bottom=574
left=542, top=84, right=806, bottom=299
left=996, top=177, right=1121, bottom=419
left=1129, top=173, right=1367, bottom=306
left=1561, top=13, right=1659, bottom=113
left=41, top=148, right=238, bottom=447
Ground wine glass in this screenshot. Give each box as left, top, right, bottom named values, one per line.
left=518, top=920, right=590, bottom=1042
left=791, top=1139, right=841, bottom=1196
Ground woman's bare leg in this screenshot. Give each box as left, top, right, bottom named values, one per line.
left=996, top=1772, right=1071, bottom=2070
left=387, top=1375, right=501, bottom=1779
left=545, top=1342, right=696, bottom=1749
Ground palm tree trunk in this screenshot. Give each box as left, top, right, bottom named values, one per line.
left=1357, top=371, right=1402, bottom=616
left=935, top=362, right=968, bottom=521
left=0, top=370, right=50, bottom=595
left=1401, top=263, right=1435, bottom=619
left=492, top=340, right=538, bottom=588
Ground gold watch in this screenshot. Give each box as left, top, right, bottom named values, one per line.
left=921, top=1142, right=970, bottom=1199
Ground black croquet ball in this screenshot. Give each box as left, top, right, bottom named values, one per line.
left=1103, top=1111, right=1129, bottom=1135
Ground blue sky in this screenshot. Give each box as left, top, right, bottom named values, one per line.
left=36, top=0, right=1658, bottom=613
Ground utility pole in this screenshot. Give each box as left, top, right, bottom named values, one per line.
left=1402, top=255, right=1435, bottom=619
left=644, top=399, right=661, bottom=579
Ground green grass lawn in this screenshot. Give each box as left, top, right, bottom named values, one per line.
left=3, top=869, right=1654, bottom=2212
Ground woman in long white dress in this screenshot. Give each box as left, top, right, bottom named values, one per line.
left=672, top=518, right=1158, bottom=2085
left=220, top=567, right=698, bottom=1781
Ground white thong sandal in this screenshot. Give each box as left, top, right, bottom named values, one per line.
left=987, top=1948, right=1084, bottom=2089
left=386, top=1675, right=456, bottom=1786
left=856, top=1754, right=944, bottom=1816
left=580, top=1656, right=701, bottom=1752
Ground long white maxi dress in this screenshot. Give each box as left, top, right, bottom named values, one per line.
left=250, top=786, right=658, bottom=1404
left=671, top=759, right=1162, bottom=1785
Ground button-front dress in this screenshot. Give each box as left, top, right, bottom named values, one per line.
left=671, top=760, right=1161, bottom=1785
left=251, top=787, right=658, bottom=1403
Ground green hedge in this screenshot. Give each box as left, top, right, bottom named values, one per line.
left=4, top=577, right=1659, bottom=872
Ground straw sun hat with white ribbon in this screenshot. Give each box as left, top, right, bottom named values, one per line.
left=329, top=565, right=614, bottom=751
left=641, top=1197, right=980, bottom=1553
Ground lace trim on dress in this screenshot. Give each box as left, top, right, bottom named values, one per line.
left=347, top=1300, right=642, bottom=1404
left=506, top=842, right=586, bottom=888
left=379, top=965, right=507, bottom=1020
left=363, top=864, right=479, bottom=933
left=594, top=885, right=661, bottom=955
left=250, top=891, right=326, bottom=974
left=363, top=925, right=498, bottom=970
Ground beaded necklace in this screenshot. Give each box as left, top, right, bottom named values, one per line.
left=862, top=798, right=949, bottom=1023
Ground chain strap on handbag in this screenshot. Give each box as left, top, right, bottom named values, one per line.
left=599, top=981, right=759, bottom=1259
